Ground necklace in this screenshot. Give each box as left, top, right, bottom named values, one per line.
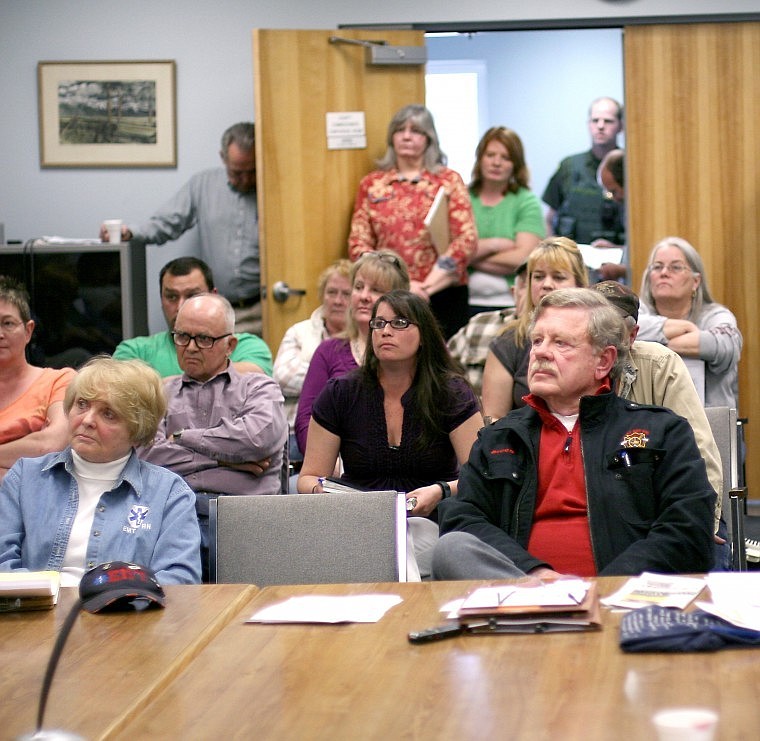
left=350, top=339, right=365, bottom=363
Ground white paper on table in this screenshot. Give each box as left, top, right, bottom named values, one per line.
left=695, top=573, right=760, bottom=631
left=576, top=243, right=624, bottom=270
left=695, top=600, right=760, bottom=632
left=600, top=572, right=706, bottom=610
left=247, top=594, right=403, bottom=624
left=459, top=579, right=590, bottom=610
left=40, top=236, right=104, bottom=245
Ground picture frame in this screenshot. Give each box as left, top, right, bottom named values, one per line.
left=37, top=60, right=177, bottom=168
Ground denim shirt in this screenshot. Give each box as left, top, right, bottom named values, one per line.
left=0, top=448, right=201, bottom=584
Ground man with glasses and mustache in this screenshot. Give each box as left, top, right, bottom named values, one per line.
left=140, top=293, right=287, bottom=581
left=433, top=287, right=715, bottom=580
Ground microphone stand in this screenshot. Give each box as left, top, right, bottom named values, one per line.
left=16, top=598, right=85, bottom=741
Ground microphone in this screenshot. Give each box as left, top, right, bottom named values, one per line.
left=16, top=562, right=165, bottom=740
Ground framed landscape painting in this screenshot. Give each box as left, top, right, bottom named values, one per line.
left=38, top=60, right=177, bottom=167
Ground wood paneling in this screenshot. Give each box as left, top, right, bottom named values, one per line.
left=252, top=29, right=425, bottom=351
left=625, top=22, right=760, bottom=498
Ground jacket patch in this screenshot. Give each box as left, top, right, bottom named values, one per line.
left=490, top=447, right=516, bottom=456
left=124, top=505, right=151, bottom=533
left=620, top=429, right=650, bottom=448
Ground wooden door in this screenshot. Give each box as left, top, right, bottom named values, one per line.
left=624, top=22, right=760, bottom=498
left=252, top=29, right=425, bottom=352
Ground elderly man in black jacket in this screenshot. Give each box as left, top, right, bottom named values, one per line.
left=433, top=287, right=715, bottom=579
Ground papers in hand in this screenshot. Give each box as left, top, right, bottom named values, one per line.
left=576, top=243, right=623, bottom=270
left=456, top=579, right=601, bottom=633
left=601, top=573, right=706, bottom=610
left=0, top=570, right=61, bottom=612
left=424, top=187, right=449, bottom=256
left=247, top=594, right=403, bottom=624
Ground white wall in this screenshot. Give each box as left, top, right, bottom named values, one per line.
left=427, top=29, right=624, bottom=217
left=0, top=0, right=754, bottom=331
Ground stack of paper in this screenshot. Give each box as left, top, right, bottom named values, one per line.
left=697, top=573, right=760, bottom=631
left=247, top=594, right=403, bottom=624
left=0, top=571, right=61, bottom=612
left=601, top=573, right=706, bottom=610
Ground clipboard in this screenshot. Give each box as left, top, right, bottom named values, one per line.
left=456, top=580, right=601, bottom=633
left=424, top=187, right=449, bottom=255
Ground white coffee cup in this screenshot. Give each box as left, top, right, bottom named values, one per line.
left=104, top=219, right=123, bottom=244
left=652, top=707, right=718, bottom=741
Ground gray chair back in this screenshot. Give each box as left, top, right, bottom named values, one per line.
left=209, top=491, right=407, bottom=585
left=704, top=406, right=745, bottom=570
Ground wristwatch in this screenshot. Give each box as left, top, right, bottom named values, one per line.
left=436, top=256, right=457, bottom=273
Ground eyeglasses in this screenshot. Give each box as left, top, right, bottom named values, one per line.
left=648, top=262, right=691, bottom=275
left=172, top=331, right=232, bottom=349
left=369, top=317, right=416, bottom=330
left=0, top=319, right=25, bottom=332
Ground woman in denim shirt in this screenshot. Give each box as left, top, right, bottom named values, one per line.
left=0, top=357, right=201, bottom=585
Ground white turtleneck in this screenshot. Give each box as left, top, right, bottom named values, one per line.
left=60, top=450, right=131, bottom=587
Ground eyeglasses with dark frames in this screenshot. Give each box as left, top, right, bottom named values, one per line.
left=171, top=331, right=232, bottom=349
left=369, top=317, right=416, bottom=331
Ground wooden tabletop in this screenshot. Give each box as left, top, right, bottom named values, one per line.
left=0, top=583, right=257, bottom=740
left=110, top=578, right=760, bottom=741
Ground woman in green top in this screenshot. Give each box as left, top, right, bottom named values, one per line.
left=467, top=126, right=545, bottom=316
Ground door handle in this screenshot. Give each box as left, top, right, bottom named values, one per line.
left=270, top=281, right=307, bottom=303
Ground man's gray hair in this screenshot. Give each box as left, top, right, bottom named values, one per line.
left=221, top=122, right=255, bottom=156
left=182, top=293, right=236, bottom=334
left=531, top=287, right=630, bottom=380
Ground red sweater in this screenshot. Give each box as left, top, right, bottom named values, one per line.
left=525, top=382, right=611, bottom=576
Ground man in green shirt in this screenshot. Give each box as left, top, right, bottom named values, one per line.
left=113, top=257, right=272, bottom=377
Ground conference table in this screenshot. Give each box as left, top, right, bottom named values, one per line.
left=0, top=584, right=257, bottom=740
left=4, top=578, right=759, bottom=740
left=111, top=578, right=756, bottom=740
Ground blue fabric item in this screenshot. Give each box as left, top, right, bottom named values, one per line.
left=620, top=606, right=760, bottom=652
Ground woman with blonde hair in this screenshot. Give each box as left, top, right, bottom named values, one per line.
left=481, top=237, right=588, bottom=421
left=0, top=356, right=201, bottom=585
left=274, top=259, right=352, bottom=462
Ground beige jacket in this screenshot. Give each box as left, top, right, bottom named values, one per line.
left=620, top=340, right=723, bottom=532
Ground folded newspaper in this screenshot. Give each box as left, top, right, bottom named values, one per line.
left=601, top=573, right=706, bottom=610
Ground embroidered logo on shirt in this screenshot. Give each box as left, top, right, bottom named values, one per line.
left=490, top=447, right=516, bottom=456
left=126, top=505, right=151, bottom=532
left=620, top=429, right=650, bottom=448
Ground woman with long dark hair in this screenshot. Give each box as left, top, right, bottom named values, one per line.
left=298, top=290, right=482, bottom=579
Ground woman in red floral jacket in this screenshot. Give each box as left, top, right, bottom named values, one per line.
left=348, top=104, right=477, bottom=339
